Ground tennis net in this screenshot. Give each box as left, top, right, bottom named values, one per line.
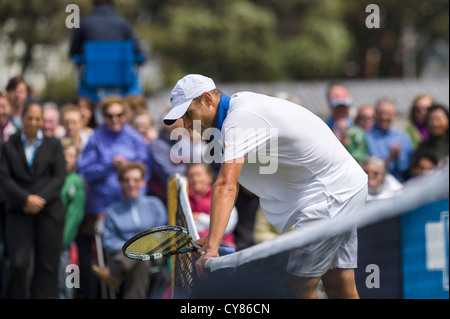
left=167, top=174, right=201, bottom=298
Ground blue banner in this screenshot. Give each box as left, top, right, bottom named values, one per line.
left=401, top=199, right=449, bottom=299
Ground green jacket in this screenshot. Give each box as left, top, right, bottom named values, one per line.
left=405, top=122, right=422, bottom=149
left=61, top=172, right=86, bottom=249
left=346, top=125, right=368, bottom=164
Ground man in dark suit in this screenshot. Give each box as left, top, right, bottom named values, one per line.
left=0, top=101, right=66, bottom=298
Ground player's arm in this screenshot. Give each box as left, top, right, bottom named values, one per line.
left=207, top=158, right=243, bottom=252
left=195, top=157, right=244, bottom=278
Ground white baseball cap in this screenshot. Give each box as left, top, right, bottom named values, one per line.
left=163, top=74, right=216, bottom=125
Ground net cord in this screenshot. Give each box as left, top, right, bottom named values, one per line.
left=177, top=174, right=200, bottom=241
left=206, top=163, right=449, bottom=272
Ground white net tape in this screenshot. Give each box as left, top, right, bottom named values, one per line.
left=206, top=162, right=449, bottom=272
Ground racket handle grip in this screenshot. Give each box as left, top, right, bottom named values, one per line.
left=218, top=246, right=235, bottom=256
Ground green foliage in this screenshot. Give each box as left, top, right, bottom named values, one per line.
left=40, top=74, right=78, bottom=106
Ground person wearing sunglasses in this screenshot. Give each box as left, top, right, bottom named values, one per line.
left=76, top=96, right=150, bottom=298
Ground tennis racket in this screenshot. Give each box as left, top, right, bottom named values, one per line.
left=122, top=225, right=235, bottom=260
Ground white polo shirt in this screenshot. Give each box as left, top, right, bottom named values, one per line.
left=221, top=92, right=367, bottom=233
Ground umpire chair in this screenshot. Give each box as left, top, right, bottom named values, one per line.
left=72, top=40, right=146, bottom=102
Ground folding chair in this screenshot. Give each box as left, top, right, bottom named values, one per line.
left=94, top=217, right=116, bottom=299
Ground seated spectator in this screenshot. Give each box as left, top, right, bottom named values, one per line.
left=405, top=93, right=434, bottom=149
left=92, top=162, right=167, bottom=298
left=186, top=162, right=237, bottom=248
left=58, top=138, right=86, bottom=299
left=414, top=104, right=449, bottom=164
left=408, top=152, right=439, bottom=179
left=365, top=98, right=414, bottom=182
left=362, top=156, right=403, bottom=201
left=77, top=96, right=149, bottom=298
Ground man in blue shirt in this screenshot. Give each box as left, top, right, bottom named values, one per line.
left=92, top=162, right=167, bottom=298
left=365, top=98, right=414, bottom=182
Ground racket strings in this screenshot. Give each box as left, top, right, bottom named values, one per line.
left=125, top=230, right=188, bottom=256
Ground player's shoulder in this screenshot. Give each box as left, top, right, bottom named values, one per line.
left=227, top=92, right=272, bottom=119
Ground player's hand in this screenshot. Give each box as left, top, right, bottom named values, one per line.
left=194, top=235, right=209, bottom=251
left=194, top=236, right=219, bottom=280
left=195, top=247, right=219, bottom=280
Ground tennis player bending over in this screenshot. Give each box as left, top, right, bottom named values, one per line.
left=163, top=74, right=368, bottom=299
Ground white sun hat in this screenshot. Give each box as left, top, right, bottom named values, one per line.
left=163, top=74, right=216, bottom=125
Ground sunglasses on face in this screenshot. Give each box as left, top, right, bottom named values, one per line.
left=105, top=112, right=124, bottom=120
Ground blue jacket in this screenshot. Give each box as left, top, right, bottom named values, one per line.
left=78, top=123, right=150, bottom=214
left=103, top=195, right=167, bottom=254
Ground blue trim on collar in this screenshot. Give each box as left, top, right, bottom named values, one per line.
left=216, top=93, right=231, bottom=132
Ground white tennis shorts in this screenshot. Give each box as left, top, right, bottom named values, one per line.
left=286, top=184, right=368, bottom=278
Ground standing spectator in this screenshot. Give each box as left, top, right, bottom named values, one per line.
left=58, top=138, right=86, bottom=299
left=414, top=104, right=449, bottom=164
left=405, top=93, right=434, bottom=149
left=92, top=162, right=167, bottom=298
left=365, top=98, right=414, bottom=182
left=60, top=104, right=92, bottom=157
left=354, top=104, right=376, bottom=131
left=43, top=103, right=65, bottom=138
left=77, top=96, right=149, bottom=298
left=5, top=75, right=28, bottom=130
left=0, top=101, right=66, bottom=298
left=132, top=109, right=158, bottom=145
left=123, top=95, right=148, bottom=125
left=324, top=82, right=354, bottom=143
left=187, top=162, right=237, bottom=249
left=76, top=96, right=98, bottom=134
left=0, top=92, right=18, bottom=143
left=69, top=0, right=145, bottom=57
left=0, top=91, right=17, bottom=292
left=344, top=104, right=375, bottom=164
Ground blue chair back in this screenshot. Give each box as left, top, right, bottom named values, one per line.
left=83, top=40, right=135, bottom=87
